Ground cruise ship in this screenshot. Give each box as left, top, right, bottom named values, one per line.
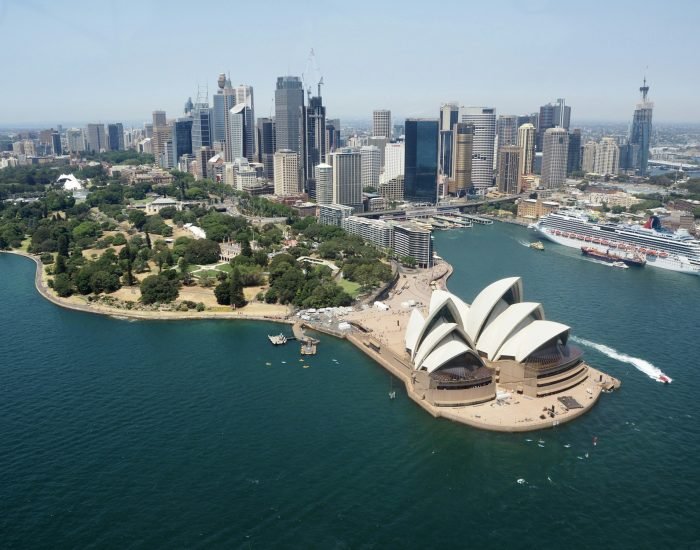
left=532, top=211, right=700, bottom=275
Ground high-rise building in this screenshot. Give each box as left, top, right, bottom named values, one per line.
left=537, top=99, right=571, bottom=152
left=331, top=148, right=362, bottom=210
left=315, top=163, right=333, bottom=205
left=379, top=142, right=405, bottom=201
left=213, top=74, right=236, bottom=147
left=496, top=146, right=521, bottom=194
left=593, top=137, right=620, bottom=176
left=86, top=123, right=105, bottom=153
left=360, top=145, right=381, bottom=189
left=235, top=84, right=255, bottom=159
left=273, top=150, right=300, bottom=196
left=629, top=79, right=653, bottom=176
left=152, top=111, right=167, bottom=128
left=66, top=128, right=85, bottom=153
left=51, top=131, right=62, bottom=156
left=191, top=102, right=212, bottom=151
left=302, top=89, right=326, bottom=194
left=541, top=127, right=569, bottom=188
left=107, top=123, right=124, bottom=151
left=228, top=103, right=252, bottom=160
left=582, top=141, right=597, bottom=173
left=367, top=136, right=387, bottom=169
left=152, top=126, right=172, bottom=168
left=450, top=122, right=473, bottom=195
left=275, top=76, right=304, bottom=152
left=325, top=119, right=340, bottom=155
left=171, top=118, right=193, bottom=166
left=438, top=103, right=459, bottom=177
left=518, top=123, right=536, bottom=184
left=372, top=110, right=391, bottom=140
left=460, top=107, right=496, bottom=192
left=256, top=117, right=276, bottom=180
left=497, top=115, right=518, bottom=149
left=404, top=119, right=439, bottom=202
left=567, top=129, right=582, bottom=174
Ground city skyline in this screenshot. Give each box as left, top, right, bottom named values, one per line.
left=1, top=0, right=699, bottom=125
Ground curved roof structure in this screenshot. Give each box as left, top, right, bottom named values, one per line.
left=405, top=309, right=425, bottom=353
left=411, top=293, right=474, bottom=358
left=421, top=334, right=482, bottom=373
left=465, top=277, right=522, bottom=343
left=414, top=322, right=475, bottom=370
left=476, top=302, right=544, bottom=360
left=495, top=320, right=570, bottom=362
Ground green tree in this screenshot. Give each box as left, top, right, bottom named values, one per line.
left=52, top=273, right=73, bottom=297
left=54, top=254, right=67, bottom=274
left=183, top=239, right=220, bottom=264
left=229, top=267, right=247, bottom=308
left=140, top=274, right=179, bottom=304
left=214, top=280, right=231, bottom=305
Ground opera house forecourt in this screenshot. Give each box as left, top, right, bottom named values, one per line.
left=347, top=276, right=620, bottom=432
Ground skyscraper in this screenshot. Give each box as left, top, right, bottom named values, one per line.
left=404, top=119, right=439, bottom=202
left=593, top=137, right=620, bottom=176
left=66, top=128, right=85, bottom=153
left=51, top=131, right=62, bottom=156
left=171, top=118, right=193, bottom=166
left=191, top=102, right=212, bottom=151
left=629, top=79, right=653, bottom=176
left=235, top=84, right=255, bottom=159
left=228, top=103, right=253, bottom=160
left=331, top=148, right=362, bottom=210
left=541, top=127, right=569, bottom=188
left=86, top=123, right=105, bottom=153
left=451, top=122, right=473, bottom=196
left=152, top=111, right=167, bottom=128
left=107, top=123, right=124, bottom=151
left=438, top=103, right=459, bottom=177
left=518, top=123, right=536, bottom=184
left=302, top=88, right=326, bottom=194
left=567, top=129, right=582, bottom=174
left=325, top=119, right=340, bottom=155
left=496, top=115, right=518, bottom=148
left=372, top=110, right=391, bottom=140
left=380, top=142, right=405, bottom=201
left=275, top=76, right=304, bottom=152
left=360, top=145, right=381, bottom=189
left=315, top=163, right=333, bottom=205
left=273, top=150, right=300, bottom=196
left=213, top=73, right=236, bottom=147
left=496, top=146, right=520, bottom=194
left=256, top=117, right=276, bottom=180
left=537, top=99, right=571, bottom=152
left=460, top=107, right=496, bottom=192
left=582, top=141, right=597, bottom=173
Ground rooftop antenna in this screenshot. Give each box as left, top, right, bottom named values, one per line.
left=640, top=67, right=650, bottom=102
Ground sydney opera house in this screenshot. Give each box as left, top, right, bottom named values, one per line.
left=404, top=277, right=592, bottom=407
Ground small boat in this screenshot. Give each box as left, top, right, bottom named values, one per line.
left=529, top=241, right=545, bottom=251
left=657, top=374, right=672, bottom=384
left=611, top=261, right=629, bottom=269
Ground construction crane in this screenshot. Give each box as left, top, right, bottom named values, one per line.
left=302, top=48, right=324, bottom=100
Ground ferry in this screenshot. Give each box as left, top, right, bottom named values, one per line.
left=529, top=241, right=545, bottom=251
left=532, top=211, right=700, bottom=275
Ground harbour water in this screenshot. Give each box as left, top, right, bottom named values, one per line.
left=2, top=223, right=699, bottom=547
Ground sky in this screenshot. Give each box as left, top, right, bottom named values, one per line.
left=1, top=0, right=699, bottom=126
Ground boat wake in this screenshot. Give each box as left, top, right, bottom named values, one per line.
left=571, top=336, right=672, bottom=383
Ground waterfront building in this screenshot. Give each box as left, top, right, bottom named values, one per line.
left=405, top=277, right=592, bottom=406
left=275, top=76, right=304, bottom=152
left=318, top=203, right=353, bottom=226
left=541, top=128, right=569, bottom=188
left=341, top=216, right=393, bottom=250
left=567, top=129, right=582, bottom=174
left=496, top=146, right=520, bottom=194
left=107, top=123, right=124, bottom=151
left=404, top=118, right=439, bottom=202
left=438, top=103, right=459, bottom=178
left=372, top=109, right=391, bottom=139
left=517, top=198, right=560, bottom=220
left=450, top=122, right=473, bottom=195
left=360, top=145, right=381, bottom=189
left=256, top=117, right=275, bottom=180
left=86, top=123, right=106, bottom=153
left=331, top=148, right=362, bottom=210
left=273, top=150, right=301, bottom=196
left=460, top=107, right=496, bottom=193
left=392, top=223, right=433, bottom=267
left=629, top=79, right=653, bottom=176
left=315, top=163, right=333, bottom=204
left=518, top=123, right=536, bottom=185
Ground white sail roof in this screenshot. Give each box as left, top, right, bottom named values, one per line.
left=495, top=320, right=570, bottom=362
left=405, top=309, right=425, bottom=353
left=414, top=322, right=460, bottom=369
left=421, top=334, right=477, bottom=373
left=412, top=294, right=474, bottom=356
left=465, top=277, right=522, bottom=343
left=476, top=302, right=544, bottom=360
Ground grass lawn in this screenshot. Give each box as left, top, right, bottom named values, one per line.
left=338, top=278, right=362, bottom=298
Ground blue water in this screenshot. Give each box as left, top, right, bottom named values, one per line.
left=2, top=225, right=699, bottom=548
